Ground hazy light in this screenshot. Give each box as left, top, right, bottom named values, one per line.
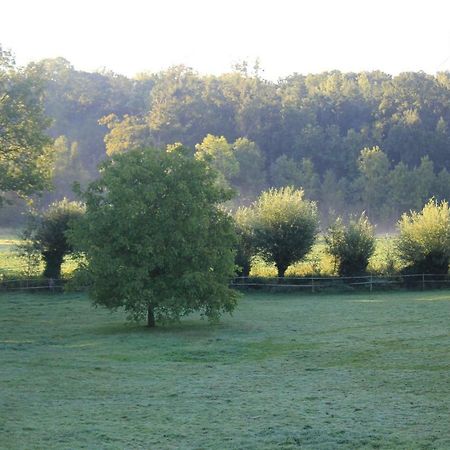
left=2, top=0, right=449, bottom=78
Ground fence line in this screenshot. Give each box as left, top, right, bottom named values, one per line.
left=1, top=273, right=450, bottom=294
left=0, top=277, right=66, bottom=293
left=231, top=274, right=450, bottom=293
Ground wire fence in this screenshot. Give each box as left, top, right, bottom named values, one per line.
left=1, top=273, right=450, bottom=294
left=0, top=277, right=67, bottom=293
left=230, top=273, right=450, bottom=293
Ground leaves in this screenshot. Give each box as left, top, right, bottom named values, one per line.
left=396, top=199, right=450, bottom=273
left=250, top=187, right=319, bottom=277
left=72, top=146, right=239, bottom=324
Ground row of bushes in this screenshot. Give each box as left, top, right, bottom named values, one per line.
left=235, top=191, right=450, bottom=278
left=19, top=189, right=450, bottom=282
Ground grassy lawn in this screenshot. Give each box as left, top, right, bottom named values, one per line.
left=1, top=291, right=449, bottom=449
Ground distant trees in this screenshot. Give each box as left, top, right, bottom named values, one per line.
left=71, top=146, right=238, bottom=327
left=250, top=187, right=319, bottom=277
left=325, top=213, right=375, bottom=276
left=0, top=46, right=53, bottom=205
left=396, top=199, right=450, bottom=274
left=3, top=46, right=450, bottom=226
left=99, top=114, right=153, bottom=155
left=195, top=134, right=266, bottom=198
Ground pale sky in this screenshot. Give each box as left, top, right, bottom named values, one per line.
left=2, top=0, right=450, bottom=79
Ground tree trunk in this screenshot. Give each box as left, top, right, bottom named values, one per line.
left=277, top=264, right=287, bottom=279
left=43, top=252, right=64, bottom=279
left=241, top=261, right=251, bottom=277
left=147, top=305, right=156, bottom=327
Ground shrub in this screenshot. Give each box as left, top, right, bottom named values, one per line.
left=251, top=187, right=319, bottom=278
left=19, top=199, right=85, bottom=279
left=234, top=206, right=255, bottom=277
left=325, top=213, right=375, bottom=277
left=396, top=199, right=450, bottom=274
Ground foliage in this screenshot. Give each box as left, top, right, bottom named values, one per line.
left=99, top=113, right=153, bottom=155
left=234, top=206, right=255, bottom=277
left=71, top=146, right=239, bottom=326
left=18, top=199, right=85, bottom=279
left=251, top=187, right=319, bottom=277
left=396, top=199, right=450, bottom=274
left=230, top=137, right=266, bottom=197
left=357, top=147, right=390, bottom=220
left=3, top=49, right=450, bottom=226
left=0, top=46, right=53, bottom=204
left=325, top=213, right=376, bottom=276
left=195, top=134, right=239, bottom=188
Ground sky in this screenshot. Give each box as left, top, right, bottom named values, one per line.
left=2, top=0, right=450, bottom=80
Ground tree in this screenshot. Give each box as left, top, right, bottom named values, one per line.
left=325, top=213, right=375, bottom=276
left=271, top=155, right=303, bottom=188
left=319, top=170, right=347, bottom=223
left=234, top=206, right=255, bottom=277
left=99, top=113, right=153, bottom=155
left=231, top=137, right=266, bottom=197
left=251, top=187, right=319, bottom=277
left=396, top=199, right=450, bottom=274
left=71, top=145, right=238, bottom=327
left=357, top=146, right=390, bottom=220
left=20, top=199, right=85, bottom=279
left=49, top=136, right=91, bottom=201
left=195, top=134, right=238, bottom=188
left=0, top=46, right=53, bottom=205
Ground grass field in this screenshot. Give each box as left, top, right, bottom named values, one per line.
left=1, top=290, right=449, bottom=449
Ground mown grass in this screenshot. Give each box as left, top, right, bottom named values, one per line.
left=1, top=290, right=449, bottom=449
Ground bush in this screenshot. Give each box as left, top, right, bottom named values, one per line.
left=19, top=199, right=85, bottom=279
left=396, top=199, right=450, bottom=274
left=234, top=206, right=255, bottom=277
left=325, top=213, right=375, bottom=277
left=251, top=187, right=319, bottom=278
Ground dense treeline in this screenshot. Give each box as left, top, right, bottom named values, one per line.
left=2, top=56, right=450, bottom=227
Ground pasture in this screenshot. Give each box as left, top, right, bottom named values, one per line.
left=1, top=290, right=449, bottom=449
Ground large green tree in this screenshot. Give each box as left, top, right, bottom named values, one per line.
left=0, top=46, right=53, bottom=204
left=72, top=145, right=238, bottom=327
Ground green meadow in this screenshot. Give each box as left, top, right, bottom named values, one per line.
left=1, top=290, right=449, bottom=449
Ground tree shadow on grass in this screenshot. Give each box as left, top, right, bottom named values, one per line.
left=91, top=317, right=230, bottom=337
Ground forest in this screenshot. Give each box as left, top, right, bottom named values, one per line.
left=2, top=56, right=450, bottom=228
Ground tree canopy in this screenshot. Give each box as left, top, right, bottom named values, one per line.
left=0, top=46, right=53, bottom=205
left=20, top=198, right=85, bottom=279
left=251, top=187, right=319, bottom=277
left=2, top=48, right=450, bottom=227
left=396, top=199, right=450, bottom=274
left=71, top=145, right=239, bottom=326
